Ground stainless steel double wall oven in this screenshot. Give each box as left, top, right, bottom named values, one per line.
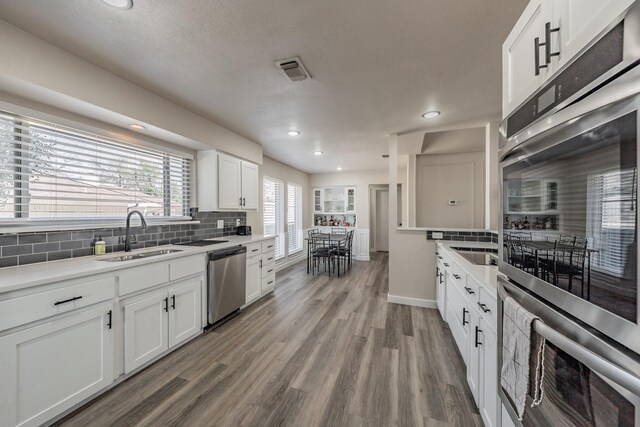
left=499, top=3, right=640, bottom=426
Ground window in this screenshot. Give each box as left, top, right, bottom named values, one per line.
left=0, top=111, right=192, bottom=221
left=287, top=183, right=302, bottom=255
left=263, top=176, right=284, bottom=259
left=587, top=169, right=637, bottom=276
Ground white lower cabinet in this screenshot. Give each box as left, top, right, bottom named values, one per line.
left=124, top=277, right=202, bottom=374
left=467, top=306, right=481, bottom=404
left=480, top=317, right=499, bottom=427
left=0, top=303, right=114, bottom=427
left=246, top=256, right=262, bottom=303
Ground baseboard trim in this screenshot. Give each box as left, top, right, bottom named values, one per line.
left=355, top=255, right=370, bottom=261
left=387, top=294, right=437, bottom=308
left=275, top=254, right=307, bottom=272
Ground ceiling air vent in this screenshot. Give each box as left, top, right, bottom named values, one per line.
left=275, top=57, right=310, bottom=81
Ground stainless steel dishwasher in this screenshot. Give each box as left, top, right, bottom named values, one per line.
left=207, top=246, right=247, bottom=325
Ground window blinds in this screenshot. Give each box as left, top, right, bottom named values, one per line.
left=263, top=176, right=284, bottom=259
left=287, top=183, right=303, bottom=254
left=0, top=111, right=192, bottom=221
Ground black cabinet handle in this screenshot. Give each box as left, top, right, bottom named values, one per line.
left=107, top=310, right=112, bottom=329
left=171, top=295, right=176, bottom=310
left=464, top=286, right=475, bottom=295
left=436, top=267, right=439, bottom=278
left=239, top=197, right=243, bottom=207
left=268, top=257, right=274, bottom=261
left=444, top=263, right=449, bottom=267
left=252, top=249, right=259, bottom=253
left=478, top=302, right=491, bottom=313
left=475, top=326, right=482, bottom=347
left=462, top=308, right=469, bottom=325
left=453, top=274, right=461, bottom=280
left=544, top=22, right=560, bottom=64
left=243, top=197, right=246, bottom=206
left=54, top=296, right=83, bottom=306
left=534, top=36, right=546, bottom=75
left=439, top=273, right=443, bottom=284
left=268, top=269, right=274, bottom=273
left=164, top=297, right=169, bottom=312
left=259, top=259, right=263, bottom=268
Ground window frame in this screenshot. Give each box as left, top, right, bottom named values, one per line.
left=263, top=175, right=285, bottom=259
left=287, top=182, right=303, bottom=255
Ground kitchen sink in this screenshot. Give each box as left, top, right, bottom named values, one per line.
left=456, top=251, right=498, bottom=266
left=97, top=249, right=183, bottom=262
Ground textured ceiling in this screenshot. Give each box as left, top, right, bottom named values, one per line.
left=0, top=0, right=526, bottom=173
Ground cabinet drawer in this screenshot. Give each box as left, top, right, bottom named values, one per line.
left=119, top=263, right=170, bottom=296
left=261, top=275, right=276, bottom=293
left=261, top=240, right=276, bottom=253
left=261, top=260, right=276, bottom=278
left=245, top=243, right=262, bottom=259
left=169, top=255, right=205, bottom=282
left=0, top=277, right=115, bottom=331
left=261, top=251, right=276, bottom=265
left=478, top=287, right=497, bottom=333
left=463, top=275, right=480, bottom=304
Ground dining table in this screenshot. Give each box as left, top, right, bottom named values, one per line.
left=521, top=240, right=598, bottom=299
left=304, top=233, right=349, bottom=276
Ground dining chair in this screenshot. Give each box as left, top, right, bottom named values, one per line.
left=510, top=235, right=538, bottom=274
left=311, top=237, right=333, bottom=276
left=557, top=237, right=588, bottom=297
left=334, top=230, right=354, bottom=274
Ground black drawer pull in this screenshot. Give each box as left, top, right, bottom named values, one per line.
left=267, top=269, right=274, bottom=273
left=475, top=326, right=482, bottom=347
left=268, top=257, right=274, bottom=261
left=252, top=249, right=259, bottom=252
left=462, top=308, right=469, bottom=325
left=268, top=280, right=274, bottom=285
left=453, top=274, right=461, bottom=280
left=107, top=310, right=113, bottom=329
left=444, top=262, right=449, bottom=267
left=437, top=255, right=442, bottom=260
left=54, top=296, right=83, bottom=306
left=478, top=302, right=491, bottom=313
left=267, top=245, right=273, bottom=248
left=464, top=287, right=475, bottom=295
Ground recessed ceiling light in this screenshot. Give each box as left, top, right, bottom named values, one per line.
left=336, top=167, right=343, bottom=171
left=422, top=111, right=441, bottom=119
left=101, top=0, right=133, bottom=9
left=313, top=151, right=323, bottom=156
left=129, top=124, right=145, bottom=131
left=288, top=130, right=300, bottom=136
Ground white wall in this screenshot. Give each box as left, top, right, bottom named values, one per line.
left=246, top=156, right=311, bottom=234
left=0, top=19, right=262, bottom=164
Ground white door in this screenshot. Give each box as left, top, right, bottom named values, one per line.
left=168, top=279, right=202, bottom=348
left=246, top=256, right=262, bottom=303
left=480, top=319, right=499, bottom=427
left=502, top=0, right=552, bottom=118
left=553, top=0, right=634, bottom=73
left=241, top=161, right=259, bottom=210
left=376, top=189, right=389, bottom=252
left=467, top=307, right=481, bottom=405
left=218, top=153, right=242, bottom=209
left=123, top=290, right=169, bottom=374
left=0, top=304, right=114, bottom=427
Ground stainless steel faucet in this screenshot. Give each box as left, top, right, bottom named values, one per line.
left=124, top=210, right=148, bottom=252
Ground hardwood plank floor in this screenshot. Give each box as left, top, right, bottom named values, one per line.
left=54, top=253, right=481, bottom=427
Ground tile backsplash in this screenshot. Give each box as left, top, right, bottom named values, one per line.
left=426, top=230, right=498, bottom=244
left=0, top=211, right=246, bottom=268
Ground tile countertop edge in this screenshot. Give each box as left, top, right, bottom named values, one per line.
left=436, top=241, right=505, bottom=297
left=0, top=235, right=276, bottom=294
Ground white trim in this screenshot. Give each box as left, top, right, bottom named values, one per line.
left=387, top=294, right=437, bottom=308
left=275, top=252, right=307, bottom=272
left=355, top=255, right=370, bottom=261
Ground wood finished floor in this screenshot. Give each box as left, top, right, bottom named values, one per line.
left=55, top=253, right=481, bottom=427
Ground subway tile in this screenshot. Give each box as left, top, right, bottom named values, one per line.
left=72, top=248, right=94, bottom=258
left=48, top=232, right=72, bottom=242
left=0, top=256, right=17, bottom=268
left=18, top=253, right=47, bottom=266
left=34, top=242, right=60, bottom=253
left=18, top=233, right=47, bottom=244
left=48, top=251, right=72, bottom=262
left=60, top=240, right=83, bottom=250
left=72, top=230, right=94, bottom=240
left=144, top=241, right=158, bottom=248
left=3, top=245, right=33, bottom=257
left=0, top=235, right=17, bottom=246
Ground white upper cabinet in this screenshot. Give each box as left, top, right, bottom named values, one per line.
left=553, top=0, right=634, bottom=71
left=313, top=188, right=323, bottom=213
left=502, top=0, right=552, bottom=118
left=197, top=151, right=259, bottom=211
left=240, top=160, right=259, bottom=210
left=502, top=0, right=633, bottom=118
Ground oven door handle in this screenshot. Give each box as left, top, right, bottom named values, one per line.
left=499, top=283, right=640, bottom=397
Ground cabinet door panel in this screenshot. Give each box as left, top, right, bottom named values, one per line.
left=124, top=291, right=168, bottom=373
left=0, top=304, right=113, bottom=427
left=554, top=0, right=634, bottom=72
left=241, top=161, right=259, bottom=210
left=218, top=154, right=242, bottom=209
left=502, top=0, right=552, bottom=118
left=246, top=256, right=262, bottom=303
left=168, top=279, right=202, bottom=348
left=480, top=318, right=499, bottom=427
left=467, top=308, right=481, bottom=405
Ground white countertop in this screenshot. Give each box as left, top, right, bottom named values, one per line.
left=0, top=235, right=275, bottom=294
left=436, top=241, right=505, bottom=297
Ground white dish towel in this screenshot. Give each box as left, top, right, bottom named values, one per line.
left=500, top=295, right=546, bottom=420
